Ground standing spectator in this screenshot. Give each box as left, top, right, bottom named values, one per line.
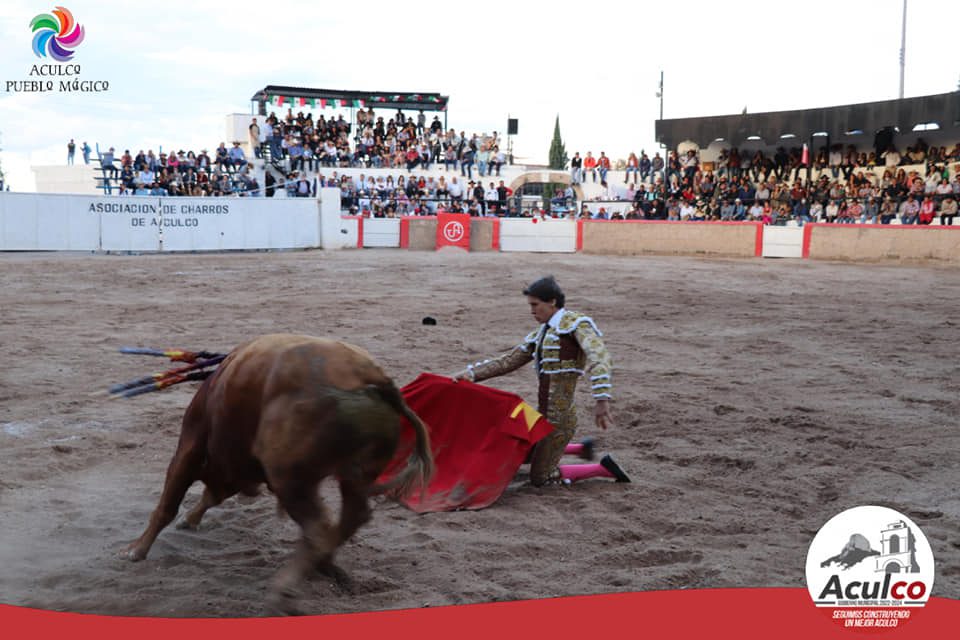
left=81, top=141, right=91, bottom=164
left=67, top=139, right=76, bottom=165
left=249, top=118, right=261, bottom=159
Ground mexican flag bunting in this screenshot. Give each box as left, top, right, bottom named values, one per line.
left=353, top=99, right=365, bottom=108
left=296, top=96, right=307, bottom=107
left=271, top=95, right=286, bottom=107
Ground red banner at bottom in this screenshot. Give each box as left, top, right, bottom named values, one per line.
left=2, top=589, right=957, bottom=639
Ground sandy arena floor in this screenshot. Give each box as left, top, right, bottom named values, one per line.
left=0, top=248, right=958, bottom=617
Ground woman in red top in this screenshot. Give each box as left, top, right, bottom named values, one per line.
left=918, top=196, right=936, bottom=225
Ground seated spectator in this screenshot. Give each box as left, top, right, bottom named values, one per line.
left=899, top=194, right=920, bottom=224
left=228, top=141, right=246, bottom=170
left=917, top=195, right=936, bottom=225
left=879, top=197, right=897, bottom=224
left=940, top=196, right=957, bottom=226
left=860, top=197, right=879, bottom=224
left=101, top=146, right=119, bottom=179
left=215, top=143, right=230, bottom=171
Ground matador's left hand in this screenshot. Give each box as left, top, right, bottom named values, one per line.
left=594, top=398, right=614, bottom=430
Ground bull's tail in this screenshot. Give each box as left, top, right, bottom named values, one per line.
left=370, top=381, right=434, bottom=499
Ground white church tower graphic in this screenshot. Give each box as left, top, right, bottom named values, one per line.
left=875, top=520, right=920, bottom=573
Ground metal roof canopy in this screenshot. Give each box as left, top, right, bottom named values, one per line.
left=655, top=91, right=960, bottom=149
left=251, top=85, right=449, bottom=112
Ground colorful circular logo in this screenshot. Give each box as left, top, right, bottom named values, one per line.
left=805, top=505, right=935, bottom=631
left=30, top=7, right=85, bottom=62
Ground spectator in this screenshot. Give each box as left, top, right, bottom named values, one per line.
left=81, top=141, right=91, bottom=164
left=67, top=139, right=76, bottom=165
left=625, top=152, right=639, bottom=183
left=228, top=142, right=246, bottom=169
left=249, top=118, right=261, bottom=159
left=583, top=151, right=598, bottom=183
left=101, top=146, right=118, bottom=180
left=570, top=152, right=583, bottom=184
left=489, top=146, right=505, bottom=177
left=940, top=196, right=957, bottom=225
left=899, top=194, right=920, bottom=224
left=917, top=195, right=936, bottom=225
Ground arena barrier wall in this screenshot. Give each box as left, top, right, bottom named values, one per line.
left=0, top=192, right=320, bottom=252
left=500, top=218, right=577, bottom=252
left=578, top=220, right=764, bottom=258
left=801, top=223, right=960, bottom=262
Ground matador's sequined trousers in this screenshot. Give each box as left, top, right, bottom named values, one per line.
left=529, top=372, right=580, bottom=486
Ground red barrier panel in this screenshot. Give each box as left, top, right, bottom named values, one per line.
left=436, top=212, right=471, bottom=250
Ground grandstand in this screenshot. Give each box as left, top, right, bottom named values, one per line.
left=29, top=89, right=960, bottom=226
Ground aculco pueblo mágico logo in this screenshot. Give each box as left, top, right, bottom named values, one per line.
left=806, top=505, right=935, bottom=630
left=30, top=6, right=85, bottom=62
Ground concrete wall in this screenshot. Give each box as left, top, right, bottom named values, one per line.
left=406, top=218, right=438, bottom=250
left=803, top=224, right=960, bottom=263
left=470, top=218, right=497, bottom=252
left=32, top=165, right=100, bottom=195
left=581, top=220, right=762, bottom=257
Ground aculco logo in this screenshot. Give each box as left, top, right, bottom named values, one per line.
left=805, top=505, right=935, bottom=631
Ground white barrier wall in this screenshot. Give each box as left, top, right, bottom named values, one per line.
left=0, top=193, right=320, bottom=252
left=363, top=218, right=401, bottom=248
left=318, top=188, right=354, bottom=249
left=0, top=192, right=101, bottom=250
left=499, top=218, right=577, bottom=253
left=762, top=226, right=804, bottom=258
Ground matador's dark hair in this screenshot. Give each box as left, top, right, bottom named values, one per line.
left=523, top=275, right=565, bottom=308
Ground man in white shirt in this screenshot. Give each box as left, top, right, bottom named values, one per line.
left=448, top=176, right=464, bottom=201
left=484, top=182, right=499, bottom=215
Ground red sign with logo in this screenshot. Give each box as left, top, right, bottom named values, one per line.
left=436, top=212, right=471, bottom=250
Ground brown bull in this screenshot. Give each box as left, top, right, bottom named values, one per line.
left=121, top=334, right=433, bottom=612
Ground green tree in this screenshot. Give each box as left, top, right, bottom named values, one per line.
left=542, top=116, right=568, bottom=212
left=548, top=115, right=568, bottom=170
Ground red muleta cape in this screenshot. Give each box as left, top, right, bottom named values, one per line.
left=377, top=372, right=553, bottom=513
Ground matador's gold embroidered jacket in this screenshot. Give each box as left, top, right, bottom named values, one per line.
left=466, top=309, right=613, bottom=408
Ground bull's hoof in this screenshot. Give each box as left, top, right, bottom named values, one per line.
left=265, top=587, right=304, bottom=617
left=316, top=562, right=353, bottom=592
left=119, top=544, right=147, bottom=562
left=175, top=518, right=198, bottom=531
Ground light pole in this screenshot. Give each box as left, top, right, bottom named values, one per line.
left=899, top=0, right=907, bottom=99
left=656, top=71, right=665, bottom=151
